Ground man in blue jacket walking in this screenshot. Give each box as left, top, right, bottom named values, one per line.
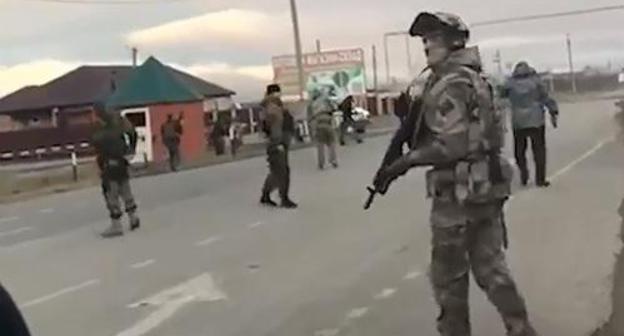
left=502, top=62, right=559, bottom=187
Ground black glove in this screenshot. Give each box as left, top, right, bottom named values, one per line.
left=550, top=113, right=559, bottom=128
left=373, top=156, right=411, bottom=194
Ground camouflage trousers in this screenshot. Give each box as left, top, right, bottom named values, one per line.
left=102, top=178, right=137, bottom=220
left=429, top=199, right=537, bottom=336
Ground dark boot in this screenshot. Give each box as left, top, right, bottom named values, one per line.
left=519, top=168, right=529, bottom=186
left=101, top=219, right=123, bottom=238
left=129, top=213, right=141, bottom=231
left=260, top=194, right=278, bottom=207
left=536, top=180, right=551, bottom=188
left=281, top=198, right=298, bottom=209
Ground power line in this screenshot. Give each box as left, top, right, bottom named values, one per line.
left=472, top=4, right=624, bottom=27
left=385, top=4, right=624, bottom=36
left=21, top=0, right=196, bottom=4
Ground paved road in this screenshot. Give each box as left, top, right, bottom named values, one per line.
left=0, top=99, right=622, bottom=336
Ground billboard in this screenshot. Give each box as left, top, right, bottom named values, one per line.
left=272, top=48, right=366, bottom=100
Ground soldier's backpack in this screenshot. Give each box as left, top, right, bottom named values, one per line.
left=454, top=66, right=512, bottom=203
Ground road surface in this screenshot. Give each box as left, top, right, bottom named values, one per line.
left=0, top=99, right=622, bottom=336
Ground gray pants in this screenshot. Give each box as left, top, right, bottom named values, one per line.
left=316, top=128, right=337, bottom=168
left=102, top=178, right=137, bottom=220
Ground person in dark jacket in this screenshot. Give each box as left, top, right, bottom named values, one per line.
left=259, top=84, right=298, bottom=209
left=161, top=114, right=183, bottom=171
left=502, top=61, right=559, bottom=187
left=211, top=118, right=227, bottom=156
left=0, top=282, right=31, bottom=336
left=91, top=103, right=141, bottom=238
left=338, top=95, right=362, bottom=145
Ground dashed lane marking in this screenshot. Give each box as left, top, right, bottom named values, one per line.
left=130, top=259, right=156, bottom=270
left=20, top=279, right=101, bottom=309
left=0, top=216, right=19, bottom=224
left=194, top=235, right=223, bottom=247
left=0, top=227, right=33, bottom=238
left=374, top=288, right=397, bottom=300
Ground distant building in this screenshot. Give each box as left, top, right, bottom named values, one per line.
left=0, top=57, right=235, bottom=163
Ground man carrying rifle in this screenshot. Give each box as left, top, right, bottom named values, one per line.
left=369, top=12, right=538, bottom=336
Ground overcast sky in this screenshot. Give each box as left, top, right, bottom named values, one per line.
left=2, top=0, right=624, bottom=101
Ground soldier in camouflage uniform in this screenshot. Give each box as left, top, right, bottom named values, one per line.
left=260, top=84, right=298, bottom=209
left=308, top=88, right=339, bottom=170
left=373, top=12, right=538, bottom=336
left=91, top=103, right=141, bottom=238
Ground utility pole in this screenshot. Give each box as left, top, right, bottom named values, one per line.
left=384, top=34, right=390, bottom=84
left=405, top=35, right=412, bottom=75
left=289, top=0, right=306, bottom=101
left=316, top=39, right=321, bottom=53
left=131, top=47, right=138, bottom=67
left=372, top=45, right=379, bottom=92
left=493, top=49, right=503, bottom=76
left=566, top=34, right=578, bottom=94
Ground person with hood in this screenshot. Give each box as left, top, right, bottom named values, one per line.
left=502, top=61, right=559, bottom=187
left=372, top=12, right=538, bottom=336
left=91, top=103, right=141, bottom=238
left=308, top=88, right=339, bottom=169
left=259, top=84, right=298, bottom=209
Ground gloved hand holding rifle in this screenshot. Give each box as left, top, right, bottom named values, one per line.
left=364, top=93, right=422, bottom=210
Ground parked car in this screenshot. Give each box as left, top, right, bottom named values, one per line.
left=333, top=107, right=371, bottom=133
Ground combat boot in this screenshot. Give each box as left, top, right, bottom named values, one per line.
left=101, top=219, right=123, bottom=238
left=281, top=198, right=298, bottom=209
left=260, top=194, right=278, bottom=207
left=129, top=213, right=141, bottom=231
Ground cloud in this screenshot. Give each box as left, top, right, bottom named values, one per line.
left=0, top=60, right=79, bottom=97
left=0, top=58, right=272, bottom=102
left=127, top=9, right=290, bottom=52
left=180, top=62, right=273, bottom=101
left=183, top=63, right=272, bottom=80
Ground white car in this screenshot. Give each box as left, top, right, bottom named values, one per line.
left=333, top=107, right=371, bottom=133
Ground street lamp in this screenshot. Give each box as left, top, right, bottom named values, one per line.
left=289, top=0, right=306, bottom=101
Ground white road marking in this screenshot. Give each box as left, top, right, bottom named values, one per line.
left=346, top=307, right=369, bottom=320
left=39, top=208, right=55, bottom=214
left=130, top=259, right=156, bottom=270
left=549, top=137, right=613, bottom=181
left=0, top=227, right=33, bottom=238
left=21, top=279, right=100, bottom=309
left=119, top=273, right=226, bottom=336
left=0, top=216, right=19, bottom=224
left=314, top=329, right=340, bottom=336
left=404, top=271, right=423, bottom=280
left=374, top=288, right=397, bottom=300
left=194, top=235, right=223, bottom=247
left=248, top=221, right=264, bottom=229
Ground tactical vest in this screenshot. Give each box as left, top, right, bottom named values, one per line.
left=421, top=66, right=511, bottom=204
